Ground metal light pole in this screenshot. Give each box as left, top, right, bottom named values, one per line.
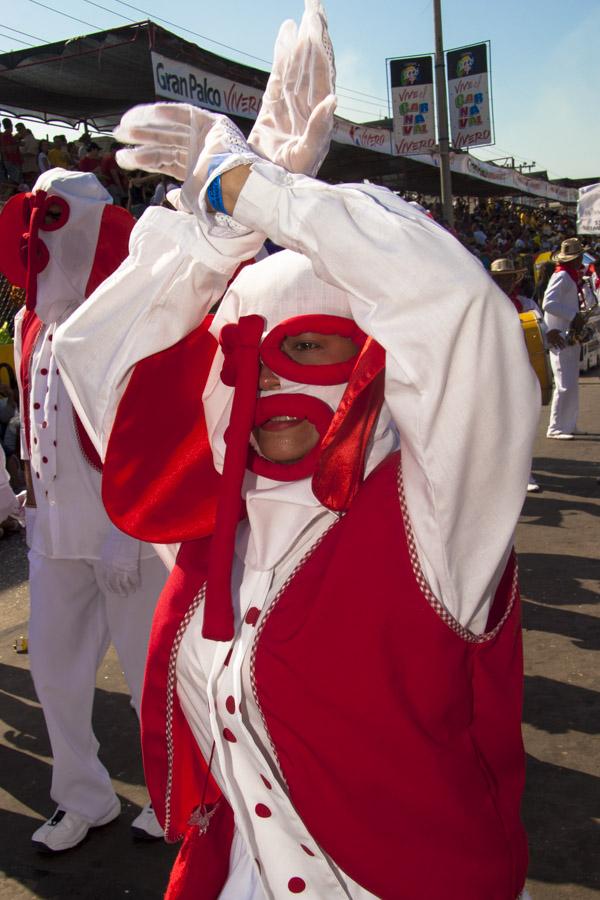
left=433, top=0, right=454, bottom=226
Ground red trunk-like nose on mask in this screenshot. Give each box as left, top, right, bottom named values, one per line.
left=203, top=314, right=265, bottom=641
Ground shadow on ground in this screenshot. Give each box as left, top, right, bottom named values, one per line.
left=523, top=754, right=600, bottom=891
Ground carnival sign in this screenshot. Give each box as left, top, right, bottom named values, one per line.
left=577, top=183, right=600, bottom=235
left=388, top=55, right=436, bottom=156
left=151, top=52, right=264, bottom=120
left=446, top=43, right=493, bottom=150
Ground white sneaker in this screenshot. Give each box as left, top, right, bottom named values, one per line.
left=546, top=432, right=574, bottom=440
left=32, top=798, right=121, bottom=853
left=527, top=479, right=541, bottom=493
left=131, top=802, right=164, bottom=841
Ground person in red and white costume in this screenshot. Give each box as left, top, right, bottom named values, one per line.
left=542, top=237, right=586, bottom=439
left=0, top=169, right=168, bottom=852
left=55, top=4, right=537, bottom=897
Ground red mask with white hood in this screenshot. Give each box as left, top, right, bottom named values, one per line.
left=0, top=168, right=134, bottom=324
left=201, top=250, right=394, bottom=640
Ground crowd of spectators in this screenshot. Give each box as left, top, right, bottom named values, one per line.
left=1, top=115, right=597, bottom=270
left=420, top=195, right=600, bottom=288
left=0, top=117, right=167, bottom=215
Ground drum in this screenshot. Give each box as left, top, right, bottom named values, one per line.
left=519, top=310, right=552, bottom=405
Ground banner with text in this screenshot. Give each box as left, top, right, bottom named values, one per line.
left=446, top=43, right=493, bottom=150
left=149, top=50, right=573, bottom=203
left=151, top=51, right=264, bottom=119
left=389, top=55, right=436, bottom=156
left=577, top=183, right=600, bottom=235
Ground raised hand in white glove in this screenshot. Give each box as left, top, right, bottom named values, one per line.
left=115, top=104, right=257, bottom=219
left=97, top=523, right=142, bottom=598
left=248, top=0, right=336, bottom=176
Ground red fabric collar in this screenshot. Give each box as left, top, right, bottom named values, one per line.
left=555, top=263, right=580, bottom=286
left=510, top=290, right=523, bottom=313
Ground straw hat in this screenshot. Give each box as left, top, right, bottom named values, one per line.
left=490, top=258, right=526, bottom=277
left=552, top=237, right=587, bottom=263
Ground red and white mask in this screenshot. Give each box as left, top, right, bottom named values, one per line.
left=0, top=168, right=133, bottom=325
left=205, top=249, right=382, bottom=484
left=200, top=250, right=395, bottom=638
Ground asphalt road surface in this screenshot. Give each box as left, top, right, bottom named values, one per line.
left=0, top=372, right=598, bottom=899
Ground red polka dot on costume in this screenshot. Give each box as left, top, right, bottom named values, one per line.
left=288, top=877, right=306, bottom=893
left=222, top=728, right=236, bottom=743
left=225, top=696, right=236, bottom=715
left=245, top=607, right=260, bottom=626
left=53, top=404, right=57, bottom=411
left=260, top=774, right=272, bottom=790
left=53, top=440, right=57, bottom=447
left=33, top=437, right=38, bottom=445
left=255, top=803, right=271, bottom=818
left=35, top=472, right=40, bottom=479
left=33, top=402, right=40, bottom=410
left=42, top=421, right=48, bottom=429
left=56, top=369, right=59, bottom=375
left=48, top=334, right=53, bottom=341
left=42, top=456, right=48, bottom=464
left=300, top=844, right=314, bottom=857
left=40, top=368, right=48, bottom=375
left=224, top=648, right=233, bottom=667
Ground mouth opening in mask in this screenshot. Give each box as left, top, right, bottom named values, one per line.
left=248, top=392, right=335, bottom=481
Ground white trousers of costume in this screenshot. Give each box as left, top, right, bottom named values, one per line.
left=27, top=550, right=166, bottom=822
left=547, top=344, right=580, bottom=436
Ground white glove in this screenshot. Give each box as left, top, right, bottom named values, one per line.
left=97, top=524, right=142, bottom=598
left=0, top=482, right=21, bottom=523
left=248, top=0, right=336, bottom=176
left=10, top=490, right=27, bottom=527
left=114, top=0, right=336, bottom=213
left=115, top=104, right=257, bottom=219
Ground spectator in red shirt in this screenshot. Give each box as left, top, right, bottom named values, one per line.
left=78, top=142, right=102, bottom=175
left=100, top=141, right=128, bottom=206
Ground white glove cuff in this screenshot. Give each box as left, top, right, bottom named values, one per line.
left=199, top=152, right=259, bottom=236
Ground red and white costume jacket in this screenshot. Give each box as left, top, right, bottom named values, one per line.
left=54, top=161, right=539, bottom=898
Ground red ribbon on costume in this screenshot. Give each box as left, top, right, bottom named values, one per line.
left=203, top=314, right=264, bottom=641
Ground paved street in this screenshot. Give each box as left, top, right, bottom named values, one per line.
left=0, top=372, right=598, bottom=899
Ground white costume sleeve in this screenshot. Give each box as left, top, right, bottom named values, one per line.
left=233, top=162, right=540, bottom=632
left=54, top=206, right=262, bottom=457
left=542, top=271, right=578, bottom=332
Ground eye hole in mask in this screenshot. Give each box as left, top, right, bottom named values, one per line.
left=260, top=314, right=366, bottom=386
left=22, top=194, right=70, bottom=232
left=19, top=194, right=71, bottom=276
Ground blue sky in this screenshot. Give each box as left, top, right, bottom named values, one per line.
left=1, top=0, right=598, bottom=179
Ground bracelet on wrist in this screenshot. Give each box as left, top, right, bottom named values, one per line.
left=206, top=175, right=228, bottom=215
